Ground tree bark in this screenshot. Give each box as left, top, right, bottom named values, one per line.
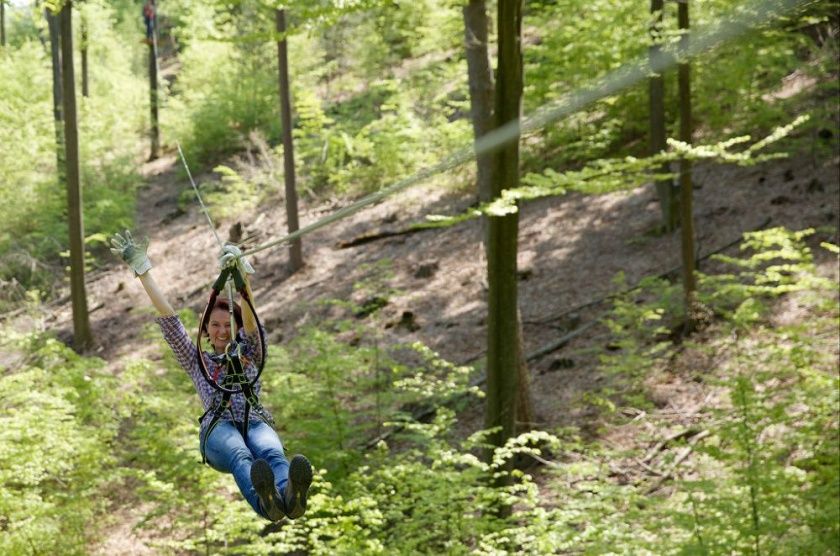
left=678, top=0, right=697, bottom=330
left=80, top=12, right=88, bottom=97
left=464, top=0, right=534, bottom=438
left=1, top=1, right=6, bottom=47
left=148, top=18, right=159, bottom=160
left=649, top=0, right=676, bottom=231
left=484, top=0, right=526, bottom=496
left=276, top=9, right=303, bottom=272
left=60, top=1, right=92, bottom=351
left=47, top=8, right=64, bottom=176
left=462, top=0, right=494, bottom=206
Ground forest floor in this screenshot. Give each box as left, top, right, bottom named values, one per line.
left=42, top=122, right=838, bottom=553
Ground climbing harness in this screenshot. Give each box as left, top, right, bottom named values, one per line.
left=195, top=264, right=274, bottom=464
left=177, top=144, right=274, bottom=464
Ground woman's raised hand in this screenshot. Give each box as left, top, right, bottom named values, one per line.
left=219, top=244, right=255, bottom=276
left=110, top=230, right=152, bottom=276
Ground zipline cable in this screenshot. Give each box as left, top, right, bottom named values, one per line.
left=183, top=0, right=802, bottom=260
left=177, top=142, right=224, bottom=250
left=177, top=142, right=239, bottom=340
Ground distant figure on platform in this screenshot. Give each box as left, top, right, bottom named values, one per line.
left=142, top=0, right=156, bottom=44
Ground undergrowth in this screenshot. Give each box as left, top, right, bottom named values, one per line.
left=1, top=227, right=834, bottom=554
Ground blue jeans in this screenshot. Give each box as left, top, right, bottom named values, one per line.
left=200, top=420, right=289, bottom=520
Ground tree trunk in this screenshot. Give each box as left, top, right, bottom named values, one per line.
left=462, top=0, right=494, bottom=206
left=1, top=1, right=6, bottom=47
left=515, top=312, right=534, bottom=431
left=47, top=8, right=64, bottom=176
left=484, top=0, right=525, bottom=496
left=276, top=9, right=303, bottom=272
left=649, top=0, right=676, bottom=231
left=464, top=0, right=534, bottom=438
left=148, top=18, right=159, bottom=160
left=60, top=1, right=92, bottom=351
left=80, top=12, right=88, bottom=97
left=678, top=0, right=697, bottom=331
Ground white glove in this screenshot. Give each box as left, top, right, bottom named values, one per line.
left=220, top=244, right=255, bottom=275
left=110, top=230, right=152, bottom=276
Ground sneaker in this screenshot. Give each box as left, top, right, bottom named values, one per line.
left=251, top=459, right=284, bottom=521
left=284, top=455, right=313, bottom=519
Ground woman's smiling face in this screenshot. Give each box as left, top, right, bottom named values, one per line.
left=207, top=308, right=236, bottom=353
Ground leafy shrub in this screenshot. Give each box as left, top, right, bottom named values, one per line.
left=0, top=333, right=117, bottom=554
left=0, top=2, right=144, bottom=301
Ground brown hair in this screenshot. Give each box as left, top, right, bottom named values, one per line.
left=203, top=298, right=243, bottom=335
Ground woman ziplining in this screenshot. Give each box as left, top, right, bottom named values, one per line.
left=110, top=231, right=312, bottom=522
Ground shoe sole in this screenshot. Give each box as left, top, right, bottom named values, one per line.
left=251, top=459, right=284, bottom=521
left=286, top=455, right=313, bottom=519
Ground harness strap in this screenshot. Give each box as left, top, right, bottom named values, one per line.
left=194, top=265, right=274, bottom=466
left=199, top=390, right=233, bottom=464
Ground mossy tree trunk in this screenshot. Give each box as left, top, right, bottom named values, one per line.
left=148, top=14, right=159, bottom=160
left=1, top=1, right=6, bottom=47
left=465, top=0, right=534, bottom=438
left=463, top=0, right=494, bottom=206
left=678, top=0, right=697, bottom=331
left=59, top=1, right=92, bottom=351
left=80, top=10, right=88, bottom=97
left=276, top=8, right=303, bottom=272
left=649, top=0, right=676, bottom=231
left=47, top=8, right=64, bottom=176
left=484, top=0, right=530, bottom=494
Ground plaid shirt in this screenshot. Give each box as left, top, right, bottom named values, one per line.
left=156, top=314, right=271, bottom=436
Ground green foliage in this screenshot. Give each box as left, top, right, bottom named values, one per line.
left=569, top=227, right=839, bottom=554
left=163, top=0, right=470, bottom=196
left=0, top=332, right=117, bottom=554
left=674, top=315, right=839, bottom=553
left=426, top=116, right=809, bottom=227
left=164, top=35, right=282, bottom=166
left=0, top=1, right=145, bottom=303
left=522, top=0, right=833, bottom=167
left=698, top=227, right=835, bottom=322
left=2, top=226, right=835, bottom=554
left=1, top=0, right=837, bottom=551
left=595, top=273, right=684, bottom=407
left=177, top=164, right=267, bottom=221
left=246, top=412, right=565, bottom=555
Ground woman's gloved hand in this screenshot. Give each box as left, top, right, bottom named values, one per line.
left=110, top=230, right=152, bottom=276
left=219, top=244, right=255, bottom=276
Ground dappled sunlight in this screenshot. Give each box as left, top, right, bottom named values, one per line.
left=1, top=0, right=837, bottom=552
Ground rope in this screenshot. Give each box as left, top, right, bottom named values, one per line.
left=236, top=0, right=803, bottom=259
left=177, top=142, right=224, bottom=250
left=170, top=0, right=803, bottom=261
left=177, top=142, right=238, bottom=332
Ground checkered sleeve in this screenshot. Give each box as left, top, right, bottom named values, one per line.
left=156, top=315, right=200, bottom=380
left=239, top=325, right=266, bottom=380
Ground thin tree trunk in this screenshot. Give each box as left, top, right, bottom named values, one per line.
left=515, top=312, right=534, bottom=431
left=47, top=8, right=64, bottom=176
left=678, top=0, right=697, bottom=331
left=464, top=0, right=533, bottom=436
left=462, top=0, right=494, bottom=206
left=148, top=19, right=159, bottom=160
left=649, top=0, right=675, bottom=231
left=484, top=0, right=524, bottom=498
left=80, top=12, right=88, bottom=97
left=276, top=9, right=303, bottom=272
left=1, top=1, right=6, bottom=47
left=60, top=1, right=92, bottom=351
